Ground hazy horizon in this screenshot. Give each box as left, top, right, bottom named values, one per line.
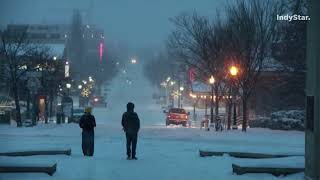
left=0, top=0, right=229, bottom=50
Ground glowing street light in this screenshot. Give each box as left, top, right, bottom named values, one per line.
left=229, top=65, right=239, bottom=130
left=66, top=83, right=71, bottom=89
left=229, top=66, right=239, bottom=76
left=83, top=80, right=87, bottom=85
left=53, top=56, right=57, bottom=61
left=208, top=75, right=215, bottom=129
left=65, top=61, right=69, bottom=78
left=166, top=77, right=171, bottom=82
left=131, top=59, right=137, bottom=64
left=89, top=76, right=94, bottom=82
left=209, top=75, right=215, bottom=84
left=180, top=86, right=184, bottom=91
left=78, top=85, right=82, bottom=89
left=66, top=83, right=71, bottom=96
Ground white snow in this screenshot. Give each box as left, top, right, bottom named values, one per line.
left=0, top=62, right=305, bottom=180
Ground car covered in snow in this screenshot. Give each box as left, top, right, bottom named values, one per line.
left=164, top=108, right=189, bottom=127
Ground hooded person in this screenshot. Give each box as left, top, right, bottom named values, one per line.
left=121, top=102, right=140, bottom=160
left=79, top=107, right=96, bottom=156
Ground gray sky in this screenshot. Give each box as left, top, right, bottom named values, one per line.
left=0, top=0, right=228, bottom=49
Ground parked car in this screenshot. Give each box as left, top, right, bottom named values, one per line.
left=90, top=96, right=107, bottom=107
left=164, top=108, right=190, bottom=127
left=72, top=108, right=84, bottom=123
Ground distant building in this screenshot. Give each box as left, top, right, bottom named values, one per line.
left=6, top=24, right=69, bottom=44
left=4, top=24, right=104, bottom=61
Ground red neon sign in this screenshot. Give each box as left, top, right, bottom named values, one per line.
left=99, top=42, right=104, bottom=63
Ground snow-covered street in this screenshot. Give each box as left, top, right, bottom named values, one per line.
left=0, top=64, right=305, bottom=180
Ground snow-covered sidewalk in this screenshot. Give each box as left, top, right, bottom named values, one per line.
left=0, top=123, right=304, bottom=180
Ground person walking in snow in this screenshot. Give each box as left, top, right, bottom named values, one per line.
left=122, top=102, right=140, bottom=160
left=79, top=107, right=96, bottom=156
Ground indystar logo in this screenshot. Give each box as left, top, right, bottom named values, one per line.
left=277, top=14, right=310, bottom=21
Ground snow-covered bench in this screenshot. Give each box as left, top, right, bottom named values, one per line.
left=0, top=149, right=71, bottom=156
left=199, top=150, right=304, bottom=158
left=0, top=163, right=57, bottom=176
left=232, top=164, right=304, bottom=176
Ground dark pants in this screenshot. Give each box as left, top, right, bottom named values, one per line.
left=82, top=131, right=94, bottom=156
left=126, top=133, right=138, bottom=158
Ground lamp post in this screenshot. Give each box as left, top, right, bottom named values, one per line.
left=170, top=81, right=175, bottom=107
left=209, top=75, right=215, bottom=128
left=229, top=66, right=239, bottom=130
left=165, top=77, right=171, bottom=106
left=179, top=86, right=184, bottom=108
left=66, top=83, right=71, bottom=96
left=190, top=93, right=197, bottom=121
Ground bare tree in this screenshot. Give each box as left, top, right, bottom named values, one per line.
left=224, top=0, right=282, bottom=131
left=0, top=27, right=50, bottom=127
left=143, top=52, right=177, bottom=87
left=167, top=12, right=226, bottom=123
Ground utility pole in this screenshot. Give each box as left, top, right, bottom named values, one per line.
left=305, top=0, right=320, bottom=179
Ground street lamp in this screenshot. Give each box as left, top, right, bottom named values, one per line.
left=209, top=75, right=215, bottom=128
left=229, top=65, right=239, bottom=129
left=78, top=85, right=82, bottom=89
left=66, top=83, right=71, bottom=89
left=190, top=93, right=198, bottom=122
left=178, top=86, right=184, bottom=108
left=53, top=56, right=57, bottom=61
left=66, top=83, right=71, bottom=96
left=89, top=76, right=93, bottom=82
left=131, top=59, right=137, bottom=64
left=65, top=61, right=69, bottom=78
left=230, top=66, right=239, bottom=76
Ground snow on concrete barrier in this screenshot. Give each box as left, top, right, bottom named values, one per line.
left=199, top=150, right=304, bottom=159
left=0, top=149, right=71, bottom=156
left=232, top=164, right=304, bottom=176
left=0, top=163, right=57, bottom=176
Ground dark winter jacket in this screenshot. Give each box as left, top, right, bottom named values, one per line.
left=79, top=113, right=96, bottom=132
left=122, top=111, right=140, bottom=134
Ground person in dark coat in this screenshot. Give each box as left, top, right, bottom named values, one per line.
left=122, top=102, right=140, bottom=160
left=79, top=107, right=96, bottom=156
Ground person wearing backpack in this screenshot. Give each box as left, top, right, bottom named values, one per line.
left=79, top=107, right=96, bottom=156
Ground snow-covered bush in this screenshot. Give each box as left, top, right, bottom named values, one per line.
left=249, top=110, right=305, bottom=131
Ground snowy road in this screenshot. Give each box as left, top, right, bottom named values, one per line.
left=0, top=63, right=305, bottom=180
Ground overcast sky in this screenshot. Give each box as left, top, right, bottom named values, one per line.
left=0, top=0, right=229, bottom=50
